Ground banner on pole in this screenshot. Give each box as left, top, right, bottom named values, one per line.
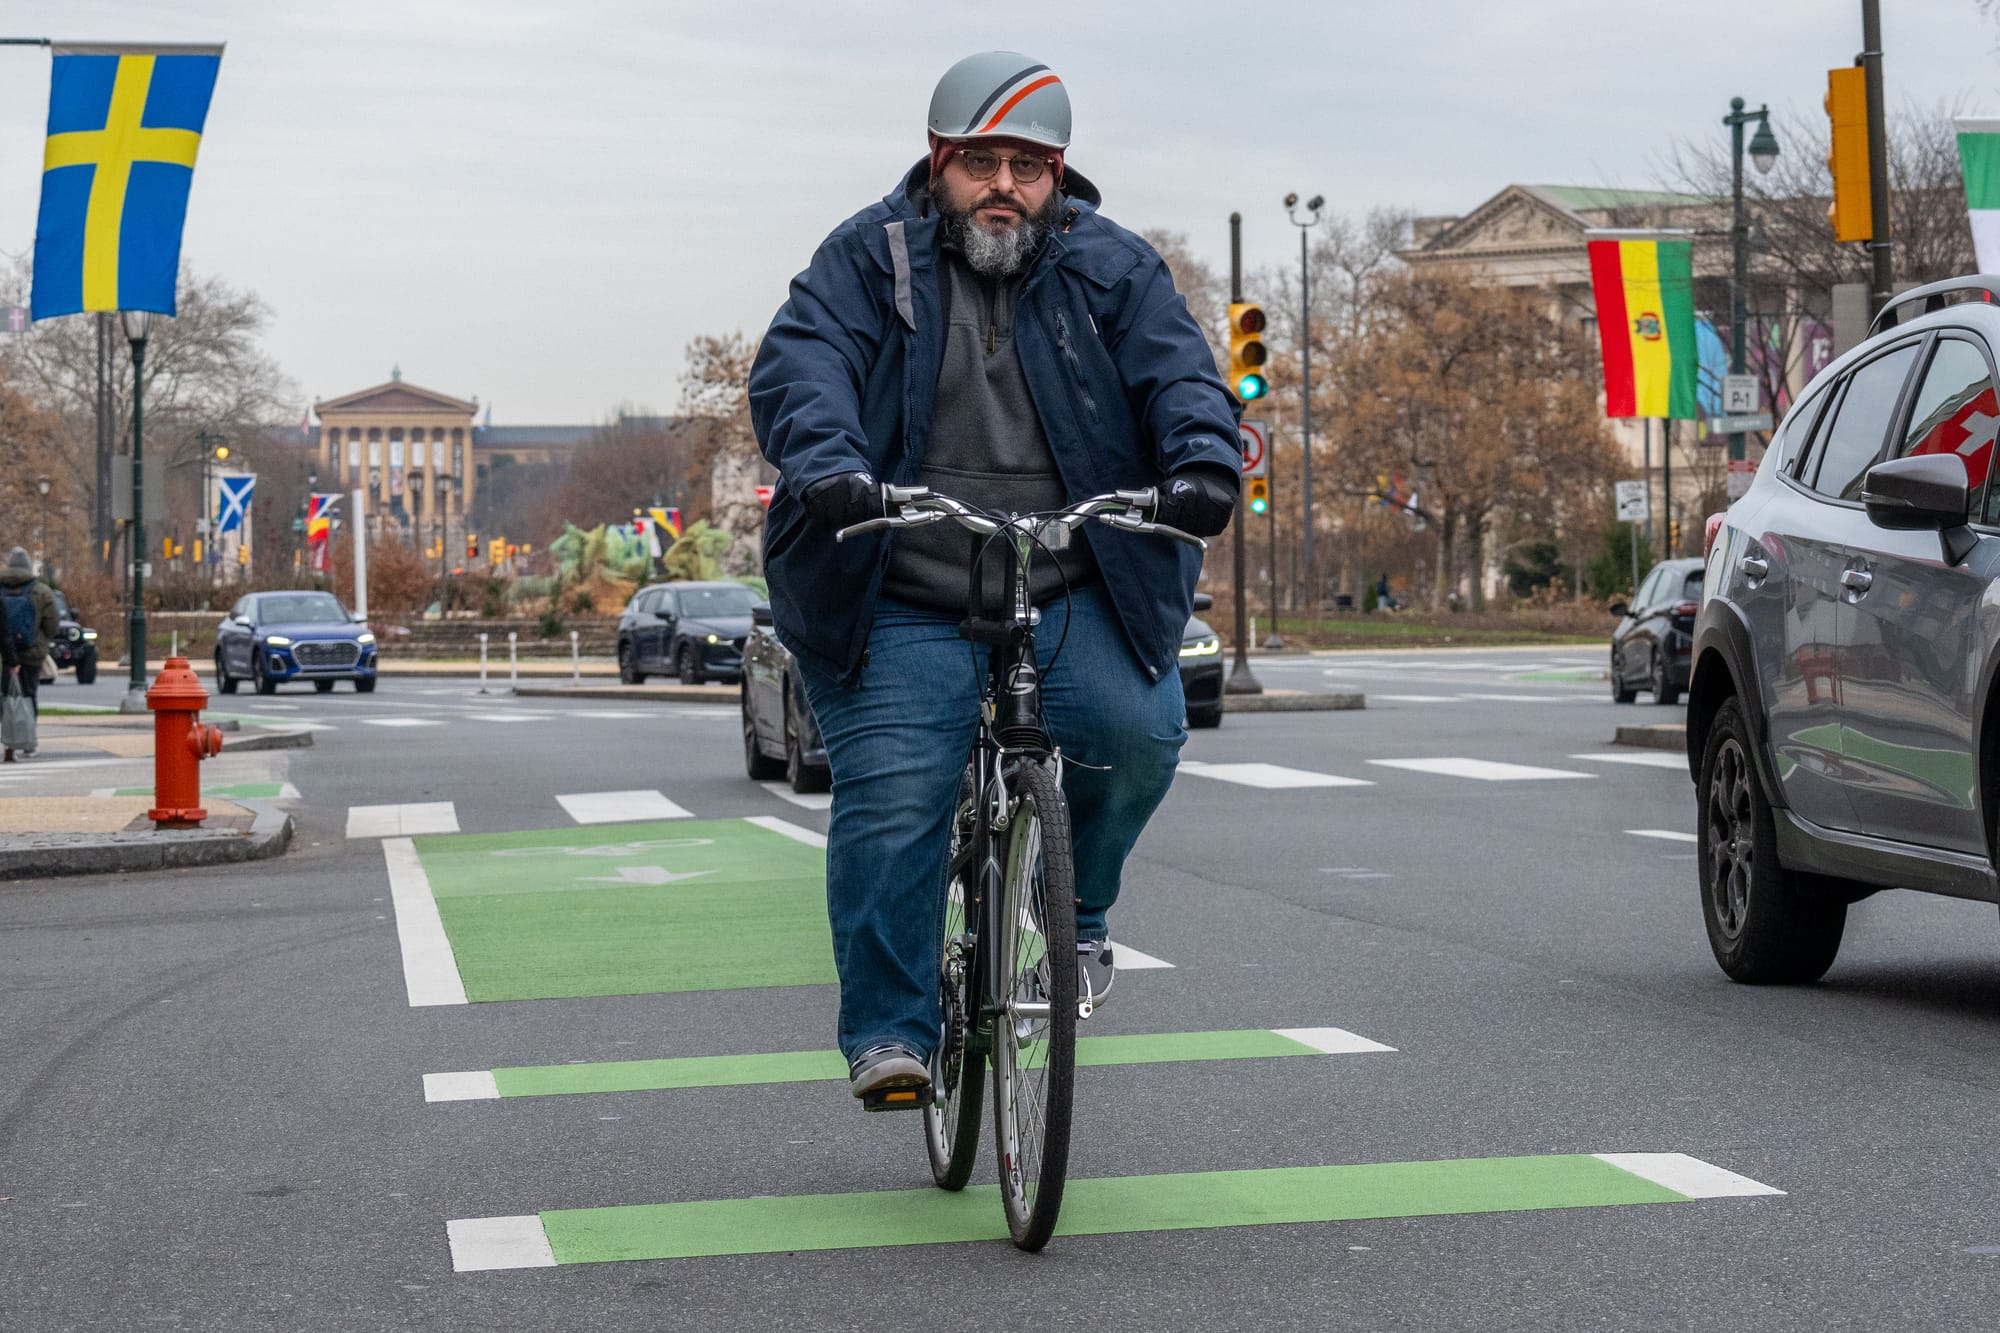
left=217, top=474, right=255, bottom=534
left=1586, top=230, right=1700, bottom=420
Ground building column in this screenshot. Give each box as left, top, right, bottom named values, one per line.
left=317, top=426, right=330, bottom=480
left=457, top=427, right=475, bottom=518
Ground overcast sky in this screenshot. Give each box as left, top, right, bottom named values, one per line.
left=3, top=0, right=1998, bottom=423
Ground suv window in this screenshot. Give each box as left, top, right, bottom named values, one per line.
left=1635, top=567, right=1667, bottom=611
left=1808, top=343, right=1921, bottom=500
left=1898, top=336, right=2000, bottom=523
left=1771, top=385, right=1828, bottom=477
left=1678, top=569, right=1705, bottom=603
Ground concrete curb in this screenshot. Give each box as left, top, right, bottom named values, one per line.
left=1224, top=691, right=1366, bottom=713
left=512, top=683, right=737, bottom=703
left=1613, top=723, right=1686, bottom=752
left=223, top=726, right=317, bottom=753
left=0, top=801, right=294, bottom=883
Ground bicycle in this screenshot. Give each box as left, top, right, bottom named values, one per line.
left=836, top=484, right=1205, bottom=1251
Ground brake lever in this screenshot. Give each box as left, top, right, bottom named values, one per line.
left=834, top=511, right=945, bottom=543
left=1095, top=511, right=1206, bottom=550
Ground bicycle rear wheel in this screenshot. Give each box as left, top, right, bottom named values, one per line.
left=925, top=771, right=985, bottom=1190
left=990, top=761, right=1076, bottom=1251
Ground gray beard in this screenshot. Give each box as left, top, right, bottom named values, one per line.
left=943, top=197, right=1058, bottom=277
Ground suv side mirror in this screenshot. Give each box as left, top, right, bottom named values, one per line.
left=1863, top=454, right=1978, bottom=563
left=1607, top=601, right=1629, bottom=618
left=1191, top=593, right=1214, bottom=613
left=752, top=602, right=774, bottom=628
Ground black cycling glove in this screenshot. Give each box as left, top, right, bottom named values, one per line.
left=801, top=471, right=885, bottom=533
left=1154, top=466, right=1239, bottom=538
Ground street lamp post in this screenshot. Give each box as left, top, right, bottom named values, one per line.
left=1285, top=192, right=1324, bottom=616
left=435, top=474, right=454, bottom=610
left=118, top=310, right=153, bottom=713
left=196, top=431, right=228, bottom=590
left=1725, top=97, right=1779, bottom=463
left=35, top=475, right=51, bottom=577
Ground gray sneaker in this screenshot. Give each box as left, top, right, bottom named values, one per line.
left=1077, top=940, right=1114, bottom=1012
left=848, top=1044, right=931, bottom=1110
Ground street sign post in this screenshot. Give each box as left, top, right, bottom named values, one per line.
left=1707, top=412, right=1773, bottom=435
left=1239, top=419, right=1269, bottom=480
left=1615, top=480, right=1649, bottom=593
left=1722, top=374, right=1759, bottom=414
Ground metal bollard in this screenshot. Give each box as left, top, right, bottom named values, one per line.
left=570, top=630, right=580, bottom=683
left=508, top=631, right=518, bottom=689
left=146, top=655, right=223, bottom=829
left=478, top=632, right=489, bottom=694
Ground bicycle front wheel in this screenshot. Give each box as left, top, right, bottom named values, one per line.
left=925, top=771, right=985, bottom=1190
left=990, top=761, right=1077, bottom=1251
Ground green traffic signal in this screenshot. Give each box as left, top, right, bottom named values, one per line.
left=1236, top=372, right=1268, bottom=401
left=1249, top=494, right=1268, bottom=515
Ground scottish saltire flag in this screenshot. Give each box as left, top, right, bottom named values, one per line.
left=31, top=42, right=225, bottom=320
left=1955, top=119, right=2000, bottom=273
left=1586, top=231, right=1700, bottom=420
left=217, top=475, right=255, bottom=534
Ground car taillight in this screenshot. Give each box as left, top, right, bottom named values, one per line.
left=1703, top=512, right=1725, bottom=560
left=1674, top=601, right=1700, bottom=617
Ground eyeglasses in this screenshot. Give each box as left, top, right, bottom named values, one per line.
left=954, top=148, right=1052, bottom=183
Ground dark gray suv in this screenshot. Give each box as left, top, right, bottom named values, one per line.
left=1688, top=277, right=2000, bottom=984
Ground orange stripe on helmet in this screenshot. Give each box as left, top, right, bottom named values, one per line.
left=975, top=74, right=1061, bottom=134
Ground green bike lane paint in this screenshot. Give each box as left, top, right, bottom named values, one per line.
left=421, top=1027, right=1397, bottom=1100
left=445, top=1153, right=1782, bottom=1269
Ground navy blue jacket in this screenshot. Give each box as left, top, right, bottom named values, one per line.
left=749, top=160, right=1241, bottom=684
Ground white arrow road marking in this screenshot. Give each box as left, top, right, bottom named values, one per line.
left=579, top=866, right=716, bottom=886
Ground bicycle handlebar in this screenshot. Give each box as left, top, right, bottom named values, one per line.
left=834, top=485, right=1207, bottom=551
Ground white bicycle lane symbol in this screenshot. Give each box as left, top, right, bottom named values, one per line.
left=490, top=838, right=716, bottom=858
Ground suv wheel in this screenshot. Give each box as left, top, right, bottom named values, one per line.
left=74, top=650, right=97, bottom=686
left=619, top=642, right=644, bottom=685
left=1651, top=650, right=1680, bottom=707
left=743, top=685, right=783, bottom=780
left=254, top=655, right=278, bottom=696
left=1697, top=697, right=1844, bottom=983
left=1610, top=649, right=1637, bottom=704
left=785, top=692, right=830, bottom=794
left=215, top=653, right=238, bottom=694
left=678, top=645, right=704, bottom=686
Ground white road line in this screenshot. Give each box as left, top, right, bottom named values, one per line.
left=360, top=717, right=447, bottom=728
left=1110, top=941, right=1173, bottom=970
left=1179, top=761, right=1373, bottom=790
left=1371, top=694, right=1460, bottom=703
left=248, top=703, right=301, bottom=711
left=563, top=710, right=668, bottom=720
left=448, top=1215, right=555, bottom=1271
left=1594, top=1152, right=1784, bottom=1199
left=1627, top=829, right=1698, bottom=843
left=1456, top=693, right=1583, bottom=703
left=556, top=790, right=693, bottom=824
left=1368, top=758, right=1592, bottom=782
left=759, top=781, right=833, bottom=811
left=347, top=802, right=460, bottom=838
left=1573, top=751, right=1687, bottom=770
left=424, top=1071, right=500, bottom=1102
left=745, top=815, right=828, bottom=848
left=464, top=713, right=551, bottom=724
left=383, top=837, right=468, bottom=1006
left=1272, top=1027, right=1398, bottom=1054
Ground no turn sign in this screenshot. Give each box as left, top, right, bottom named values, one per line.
left=1239, top=419, right=1269, bottom=479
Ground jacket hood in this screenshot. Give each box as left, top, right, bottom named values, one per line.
left=892, top=156, right=1102, bottom=217
left=0, top=567, right=35, bottom=592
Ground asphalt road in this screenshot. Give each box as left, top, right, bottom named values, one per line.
left=10, top=652, right=2000, bottom=1330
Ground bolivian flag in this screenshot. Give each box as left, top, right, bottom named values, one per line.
left=1586, top=231, right=1699, bottom=420
left=31, top=42, right=225, bottom=320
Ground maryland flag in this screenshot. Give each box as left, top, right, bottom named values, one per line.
left=31, top=42, right=225, bottom=319
left=1586, top=231, right=1699, bottom=420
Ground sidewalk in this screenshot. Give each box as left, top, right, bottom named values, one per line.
left=32, top=712, right=317, bottom=761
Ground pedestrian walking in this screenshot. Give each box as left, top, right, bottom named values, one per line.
left=2, top=547, right=60, bottom=762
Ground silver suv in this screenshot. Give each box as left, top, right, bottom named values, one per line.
left=1688, top=276, right=2000, bottom=983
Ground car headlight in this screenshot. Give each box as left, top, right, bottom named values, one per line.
left=66, top=626, right=80, bottom=641
left=265, top=635, right=292, bottom=647
left=356, top=632, right=375, bottom=644
left=81, top=629, right=97, bottom=641
left=706, top=633, right=719, bottom=644
left=1179, top=635, right=1221, bottom=658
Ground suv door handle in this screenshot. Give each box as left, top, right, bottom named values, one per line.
left=1840, top=568, right=1874, bottom=594
left=1739, top=554, right=1769, bottom=579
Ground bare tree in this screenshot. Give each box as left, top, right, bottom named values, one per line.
left=680, top=331, right=771, bottom=575
left=541, top=411, right=718, bottom=540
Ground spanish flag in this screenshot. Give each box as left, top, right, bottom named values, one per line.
left=31, top=42, right=225, bottom=320
left=1586, top=232, right=1699, bottom=420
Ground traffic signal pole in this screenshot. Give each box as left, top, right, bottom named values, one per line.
left=1225, top=212, right=1262, bottom=697
left=1860, top=0, right=1893, bottom=315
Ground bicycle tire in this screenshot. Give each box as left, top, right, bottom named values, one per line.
left=990, top=761, right=1077, bottom=1251
left=925, top=772, right=985, bottom=1189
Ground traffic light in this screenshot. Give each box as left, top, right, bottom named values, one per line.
left=1825, top=65, right=1872, bottom=242
left=489, top=538, right=505, bottom=565
left=466, top=534, right=478, bottom=559
left=1246, top=477, right=1269, bottom=515
left=1227, top=302, right=1268, bottom=403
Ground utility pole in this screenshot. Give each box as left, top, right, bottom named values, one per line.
left=1861, top=0, right=1893, bottom=315
left=1225, top=212, right=1262, bottom=697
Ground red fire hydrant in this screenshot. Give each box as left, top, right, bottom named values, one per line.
left=147, top=655, right=224, bottom=829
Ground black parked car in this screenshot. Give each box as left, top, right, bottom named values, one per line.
left=48, top=590, right=99, bottom=684
left=1688, top=275, right=2000, bottom=985
left=1608, top=558, right=1703, bottom=706
left=741, top=602, right=831, bottom=793
left=1181, top=592, right=1222, bottom=728
left=618, top=581, right=757, bottom=686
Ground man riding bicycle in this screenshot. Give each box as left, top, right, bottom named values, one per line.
left=748, top=51, right=1242, bottom=1105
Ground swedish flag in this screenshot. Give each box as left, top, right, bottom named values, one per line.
left=31, top=42, right=225, bottom=320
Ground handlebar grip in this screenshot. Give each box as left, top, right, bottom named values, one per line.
left=834, top=515, right=899, bottom=543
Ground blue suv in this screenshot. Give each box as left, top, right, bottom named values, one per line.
left=215, top=590, right=378, bottom=694
left=1689, top=277, right=2000, bottom=983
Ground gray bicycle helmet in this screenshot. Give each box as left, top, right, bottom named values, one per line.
left=927, top=51, right=1070, bottom=149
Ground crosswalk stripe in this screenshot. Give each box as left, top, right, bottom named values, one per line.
left=383, top=837, right=468, bottom=1006
left=1627, top=829, right=1698, bottom=843
left=556, top=791, right=693, bottom=824
left=420, top=1027, right=1394, bottom=1101
left=1179, top=761, right=1373, bottom=789
left=360, top=717, right=446, bottom=728
left=347, top=802, right=460, bottom=838
left=1592, top=1153, right=1784, bottom=1198
left=744, top=815, right=827, bottom=848
left=1372, top=694, right=1460, bottom=703
left=759, top=781, right=833, bottom=811
left=448, top=1216, right=555, bottom=1271
left=465, top=713, right=551, bottom=724
left=1369, top=758, right=1592, bottom=782
left=1455, top=693, right=1584, bottom=703
left=1572, top=751, right=1687, bottom=770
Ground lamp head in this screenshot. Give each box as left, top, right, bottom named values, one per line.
left=36, top=476, right=51, bottom=497
left=1747, top=116, right=1779, bottom=174
left=121, top=309, right=153, bottom=342
left=1307, top=194, right=1325, bottom=211
left=1284, top=192, right=1299, bottom=207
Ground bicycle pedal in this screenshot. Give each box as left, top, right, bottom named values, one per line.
left=860, top=1083, right=934, bottom=1112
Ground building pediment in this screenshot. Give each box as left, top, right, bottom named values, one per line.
left=317, top=380, right=478, bottom=417
left=1414, top=185, right=1585, bottom=257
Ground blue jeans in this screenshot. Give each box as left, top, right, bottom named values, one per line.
left=795, top=585, right=1186, bottom=1063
